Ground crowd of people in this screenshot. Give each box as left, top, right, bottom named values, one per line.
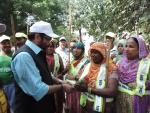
left=0, top=21, right=150, bottom=113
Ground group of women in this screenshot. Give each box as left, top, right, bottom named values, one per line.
left=46, top=35, right=150, bottom=113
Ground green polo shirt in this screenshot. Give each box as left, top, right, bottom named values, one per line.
left=0, top=55, right=13, bottom=85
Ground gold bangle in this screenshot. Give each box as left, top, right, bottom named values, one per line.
left=88, top=87, right=92, bottom=94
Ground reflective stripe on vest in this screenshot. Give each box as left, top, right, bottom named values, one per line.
left=71, top=57, right=88, bottom=77
left=53, top=53, right=60, bottom=76
left=80, top=63, right=91, bottom=107
left=118, top=58, right=150, bottom=96
left=78, top=63, right=91, bottom=82
left=65, top=57, right=88, bottom=84
left=80, top=64, right=106, bottom=112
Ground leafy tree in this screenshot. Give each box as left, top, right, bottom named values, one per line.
left=0, top=0, right=149, bottom=44
left=72, top=0, right=150, bottom=43
left=0, top=0, right=69, bottom=35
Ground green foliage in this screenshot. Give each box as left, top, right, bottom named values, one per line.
left=72, top=0, right=150, bottom=43
left=0, top=0, right=149, bottom=44
left=0, top=0, right=68, bottom=35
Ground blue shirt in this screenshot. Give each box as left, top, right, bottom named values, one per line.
left=11, top=40, right=49, bottom=101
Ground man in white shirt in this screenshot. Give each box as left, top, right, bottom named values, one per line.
left=56, top=37, right=69, bottom=68
left=105, top=32, right=118, bottom=59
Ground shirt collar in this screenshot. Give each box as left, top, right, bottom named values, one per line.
left=59, top=46, right=66, bottom=51
left=25, top=40, right=42, bottom=54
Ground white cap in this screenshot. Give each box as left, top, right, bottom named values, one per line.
left=15, top=32, right=27, bottom=38
left=105, top=32, right=115, bottom=38
left=0, top=23, right=6, bottom=33
left=59, top=37, right=66, bottom=41
left=0, top=35, right=10, bottom=43
left=29, top=21, right=59, bottom=38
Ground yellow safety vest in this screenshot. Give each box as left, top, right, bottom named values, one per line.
left=118, top=58, right=150, bottom=96
left=0, top=89, right=8, bottom=113
left=53, top=53, right=60, bottom=76
left=80, top=63, right=107, bottom=112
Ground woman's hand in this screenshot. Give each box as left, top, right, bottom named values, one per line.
left=74, top=82, right=88, bottom=92
left=67, top=73, right=75, bottom=80
left=62, top=83, right=74, bottom=93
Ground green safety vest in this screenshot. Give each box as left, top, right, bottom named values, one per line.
left=0, top=55, right=13, bottom=85
left=118, top=58, right=150, bottom=96
left=65, top=57, right=88, bottom=85
left=53, top=53, right=60, bottom=76
left=80, top=63, right=107, bottom=112
left=50, top=53, right=60, bottom=77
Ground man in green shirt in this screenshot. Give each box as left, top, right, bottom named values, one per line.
left=0, top=35, right=14, bottom=113
left=0, top=23, right=11, bottom=113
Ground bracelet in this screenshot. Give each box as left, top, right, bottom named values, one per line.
left=88, top=87, right=92, bottom=94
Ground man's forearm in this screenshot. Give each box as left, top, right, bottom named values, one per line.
left=52, top=77, right=66, bottom=84
left=91, top=88, right=117, bottom=98
left=48, top=84, right=63, bottom=94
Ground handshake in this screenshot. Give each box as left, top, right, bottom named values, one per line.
left=61, top=83, right=74, bottom=93
left=53, top=76, right=88, bottom=93
left=60, top=80, right=88, bottom=93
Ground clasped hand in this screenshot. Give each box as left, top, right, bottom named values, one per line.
left=74, top=81, right=88, bottom=92
left=62, top=81, right=88, bottom=93
left=62, top=83, right=74, bottom=93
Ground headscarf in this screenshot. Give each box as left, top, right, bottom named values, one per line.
left=113, top=39, right=126, bottom=63
left=89, top=42, right=107, bottom=63
left=117, top=39, right=126, bottom=48
left=74, top=42, right=85, bottom=51
left=136, top=36, right=149, bottom=59
left=72, top=42, right=85, bottom=65
left=118, top=36, right=149, bottom=83
left=73, top=42, right=85, bottom=57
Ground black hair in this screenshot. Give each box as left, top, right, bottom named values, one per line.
left=131, top=37, right=139, bottom=49
left=49, top=41, right=55, bottom=48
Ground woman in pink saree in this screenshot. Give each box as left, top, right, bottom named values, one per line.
left=116, top=36, right=150, bottom=113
